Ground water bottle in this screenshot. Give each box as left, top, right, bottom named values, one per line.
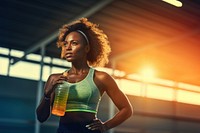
left=52, top=73, right=69, bottom=116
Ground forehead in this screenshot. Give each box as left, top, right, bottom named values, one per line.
left=64, top=31, right=83, bottom=41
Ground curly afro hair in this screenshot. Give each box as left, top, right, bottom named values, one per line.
left=57, top=18, right=111, bottom=67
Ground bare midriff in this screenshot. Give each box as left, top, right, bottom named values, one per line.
left=59, top=112, right=96, bottom=124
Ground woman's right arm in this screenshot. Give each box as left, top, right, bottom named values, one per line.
left=36, top=73, right=67, bottom=122
left=36, top=75, right=55, bottom=123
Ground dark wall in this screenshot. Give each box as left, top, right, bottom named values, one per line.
left=0, top=76, right=36, bottom=132
left=0, top=76, right=58, bottom=133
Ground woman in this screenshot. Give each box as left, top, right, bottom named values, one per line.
left=36, top=18, right=133, bottom=133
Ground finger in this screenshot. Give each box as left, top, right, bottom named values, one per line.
left=58, top=76, right=67, bottom=81
left=59, top=76, right=68, bottom=82
left=86, top=125, right=100, bottom=131
left=60, top=75, right=67, bottom=78
left=86, top=122, right=102, bottom=131
left=56, top=80, right=64, bottom=84
left=88, top=119, right=107, bottom=132
left=87, top=123, right=100, bottom=128
left=52, top=80, right=64, bottom=86
left=86, top=120, right=101, bottom=127
left=88, top=119, right=102, bottom=125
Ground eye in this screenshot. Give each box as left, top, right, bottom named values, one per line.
left=64, top=43, right=68, bottom=47
left=71, top=41, right=78, bottom=45
left=61, top=41, right=68, bottom=47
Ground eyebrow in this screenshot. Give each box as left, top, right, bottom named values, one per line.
left=63, top=40, right=79, bottom=43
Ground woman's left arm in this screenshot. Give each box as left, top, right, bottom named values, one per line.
left=87, top=71, right=133, bottom=132
left=101, top=72, right=133, bottom=130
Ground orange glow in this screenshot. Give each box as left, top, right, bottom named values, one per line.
left=178, top=82, right=200, bottom=93
left=177, top=90, right=200, bottom=105
left=146, top=85, right=174, bottom=101
left=140, top=66, right=155, bottom=82
left=119, top=72, right=200, bottom=106
left=120, top=79, right=141, bottom=96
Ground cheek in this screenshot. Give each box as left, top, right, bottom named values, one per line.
left=72, top=46, right=86, bottom=55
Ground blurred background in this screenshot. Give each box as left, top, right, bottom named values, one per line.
left=0, top=0, right=200, bottom=133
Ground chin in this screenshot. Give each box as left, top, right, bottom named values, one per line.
left=65, top=57, right=75, bottom=62
left=66, top=59, right=73, bottom=62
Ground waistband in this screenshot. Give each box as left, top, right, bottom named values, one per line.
left=66, top=103, right=97, bottom=114
left=57, top=121, right=101, bottom=133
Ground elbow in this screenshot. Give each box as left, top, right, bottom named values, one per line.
left=36, top=113, right=45, bottom=123
left=36, top=109, right=49, bottom=123
left=127, top=104, right=134, bottom=118
left=130, top=105, right=134, bottom=117
left=36, top=112, right=49, bottom=123
left=37, top=116, right=46, bottom=123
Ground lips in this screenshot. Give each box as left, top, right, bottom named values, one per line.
left=65, top=53, right=73, bottom=58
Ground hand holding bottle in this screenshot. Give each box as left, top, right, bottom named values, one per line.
left=44, top=72, right=68, bottom=98
left=52, top=72, right=69, bottom=116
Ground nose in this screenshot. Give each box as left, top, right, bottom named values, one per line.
left=65, top=43, right=72, bottom=51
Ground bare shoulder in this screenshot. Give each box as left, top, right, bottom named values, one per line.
left=94, top=69, right=112, bottom=81
left=94, top=69, right=117, bottom=92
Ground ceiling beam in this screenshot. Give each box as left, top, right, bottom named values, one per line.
left=11, top=0, right=114, bottom=65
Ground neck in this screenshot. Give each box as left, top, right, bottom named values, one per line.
left=69, top=62, right=90, bottom=74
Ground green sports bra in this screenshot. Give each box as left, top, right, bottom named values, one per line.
left=65, top=68, right=101, bottom=114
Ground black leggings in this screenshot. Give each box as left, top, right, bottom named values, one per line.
left=57, top=121, right=101, bottom=133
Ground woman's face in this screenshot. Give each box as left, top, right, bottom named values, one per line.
left=62, top=31, right=89, bottom=62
